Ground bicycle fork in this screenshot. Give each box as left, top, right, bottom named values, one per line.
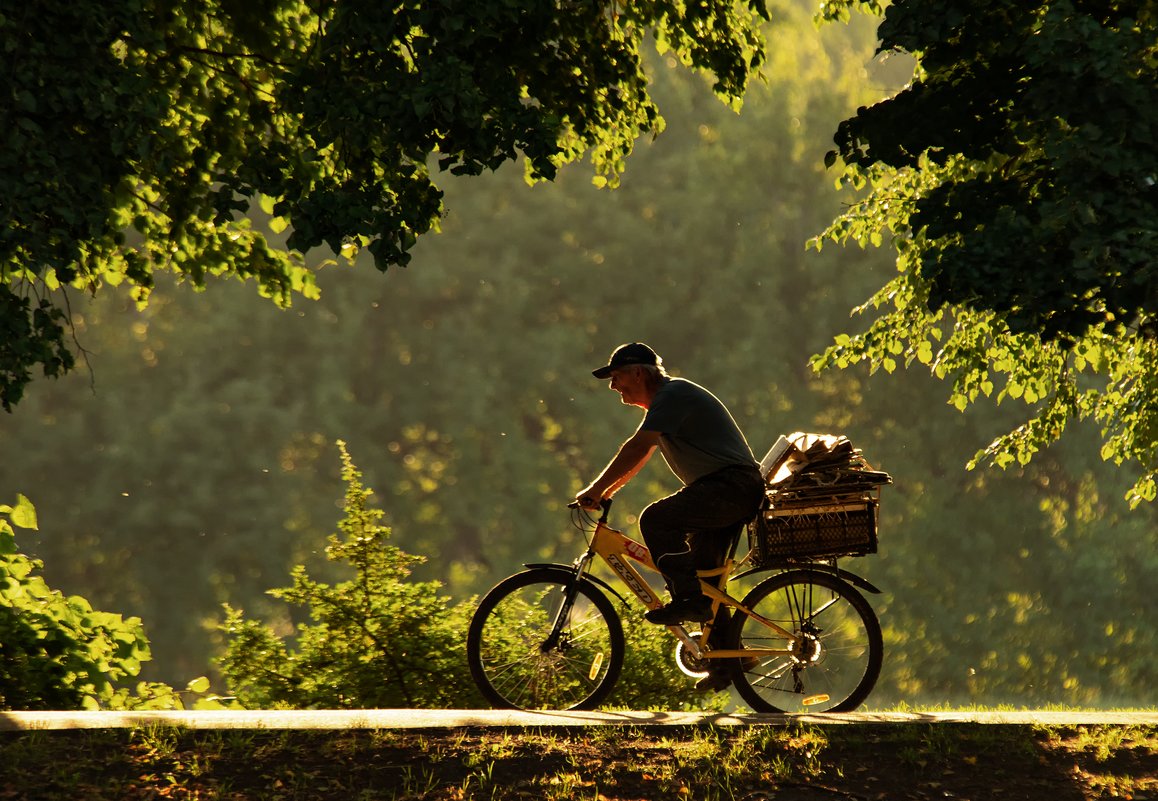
left=539, top=552, right=596, bottom=653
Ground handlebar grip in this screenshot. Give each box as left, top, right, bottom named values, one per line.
left=568, top=498, right=614, bottom=514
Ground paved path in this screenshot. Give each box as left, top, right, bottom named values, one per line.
left=2, top=709, right=1155, bottom=731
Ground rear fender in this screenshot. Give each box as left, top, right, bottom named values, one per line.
left=731, top=564, right=883, bottom=595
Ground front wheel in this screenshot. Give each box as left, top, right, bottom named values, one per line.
left=728, top=569, right=882, bottom=713
left=466, top=568, right=625, bottom=711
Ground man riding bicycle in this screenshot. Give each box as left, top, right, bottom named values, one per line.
left=575, top=343, right=765, bottom=638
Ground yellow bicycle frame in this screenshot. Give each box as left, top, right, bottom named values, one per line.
left=584, top=517, right=797, bottom=661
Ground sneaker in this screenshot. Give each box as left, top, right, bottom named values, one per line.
left=644, top=595, right=713, bottom=625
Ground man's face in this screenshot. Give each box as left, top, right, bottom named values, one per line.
left=608, top=365, right=649, bottom=408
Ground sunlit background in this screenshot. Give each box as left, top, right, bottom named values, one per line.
left=2, top=2, right=1153, bottom=708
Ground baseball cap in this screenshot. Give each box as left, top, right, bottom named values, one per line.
left=592, top=343, right=661, bottom=379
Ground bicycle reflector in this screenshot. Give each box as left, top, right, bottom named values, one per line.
left=589, top=653, right=604, bottom=681
left=802, top=694, right=830, bottom=706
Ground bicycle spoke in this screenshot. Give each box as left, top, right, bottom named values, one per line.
left=467, top=570, right=624, bottom=710
left=730, top=570, right=882, bottom=713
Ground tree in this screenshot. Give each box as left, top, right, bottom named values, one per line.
left=1, top=0, right=770, bottom=410
left=813, top=1, right=1158, bottom=503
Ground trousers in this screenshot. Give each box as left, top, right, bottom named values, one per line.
left=639, top=464, right=765, bottom=600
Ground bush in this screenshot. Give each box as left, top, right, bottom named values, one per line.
left=0, top=495, right=226, bottom=710
left=217, top=441, right=485, bottom=708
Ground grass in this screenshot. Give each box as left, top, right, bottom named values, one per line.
left=1, top=720, right=1155, bottom=800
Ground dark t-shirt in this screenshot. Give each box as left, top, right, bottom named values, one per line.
left=639, top=378, right=758, bottom=485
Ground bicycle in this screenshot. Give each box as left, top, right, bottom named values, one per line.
left=466, top=498, right=883, bottom=713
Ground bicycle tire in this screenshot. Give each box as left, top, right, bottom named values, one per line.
left=727, top=569, right=882, bottom=713
left=466, top=568, right=625, bottom=711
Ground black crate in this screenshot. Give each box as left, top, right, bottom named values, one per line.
left=747, top=501, right=878, bottom=565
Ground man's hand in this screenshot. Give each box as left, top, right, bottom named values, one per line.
left=574, top=489, right=603, bottom=510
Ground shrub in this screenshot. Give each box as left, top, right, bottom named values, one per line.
left=217, top=441, right=485, bottom=708
left=0, top=495, right=226, bottom=710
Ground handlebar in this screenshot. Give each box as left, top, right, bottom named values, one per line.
left=568, top=497, right=613, bottom=522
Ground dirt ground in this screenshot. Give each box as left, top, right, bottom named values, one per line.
left=1, top=722, right=1155, bottom=800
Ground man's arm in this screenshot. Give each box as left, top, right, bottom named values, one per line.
left=576, top=428, right=661, bottom=507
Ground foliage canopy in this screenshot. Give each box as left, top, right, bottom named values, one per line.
left=815, top=0, right=1158, bottom=503
left=1, top=0, right=768, bottom=409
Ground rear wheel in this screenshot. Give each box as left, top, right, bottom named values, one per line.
left=728, top=569, right=882, bottom=713
left=467, top=568, right=624, bottom=711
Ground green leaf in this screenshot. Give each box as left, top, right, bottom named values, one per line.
left=186, top=675, right=211, bottom=693
left=8, top=495, right=37, bottom=530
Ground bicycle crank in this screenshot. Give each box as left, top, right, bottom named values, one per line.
left=674, top=632, right=711, bottom=678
